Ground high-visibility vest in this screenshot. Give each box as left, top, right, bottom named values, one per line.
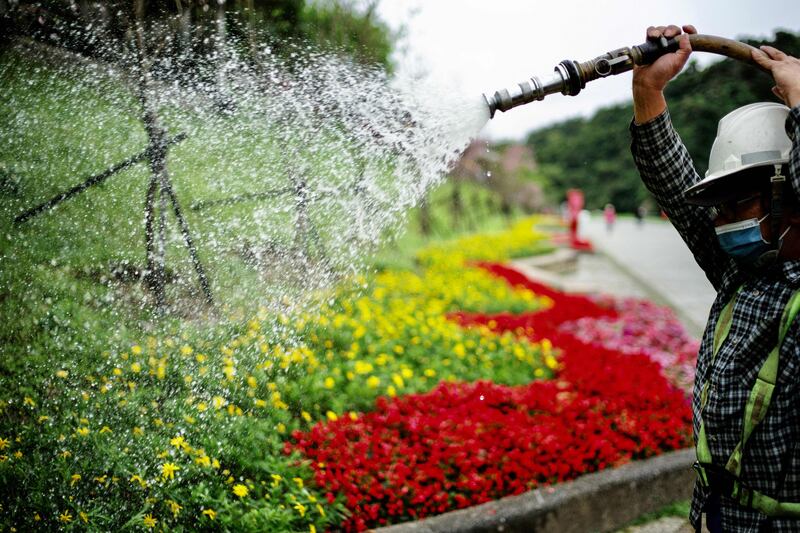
left=694, top=287, right=800, bottom=516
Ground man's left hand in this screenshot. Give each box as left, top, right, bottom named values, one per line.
left=752, top=45, right=800, bottom=108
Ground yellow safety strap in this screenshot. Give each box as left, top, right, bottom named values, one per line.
left=696, top=289, right=737, bottom=464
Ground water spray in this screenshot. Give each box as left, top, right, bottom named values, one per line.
left=484, top=34, right=766, bottom=118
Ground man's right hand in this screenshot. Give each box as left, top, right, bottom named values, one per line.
left=632, top=24, right=696, bottom=124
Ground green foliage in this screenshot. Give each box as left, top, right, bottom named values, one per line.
left=527, top=30, right=800, bottom=211
left=303, top=1, right=395, bottom=70
left=0, top=0, right=396, bottom=70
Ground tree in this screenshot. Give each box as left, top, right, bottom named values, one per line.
left=0, top=0, right=396, bottom=71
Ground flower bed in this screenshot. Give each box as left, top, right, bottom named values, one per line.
left=0, top=218, right=556, bottom=531
left=0, top=218, right=696, bottom=531
left=288, top=262, right=695, bottom=531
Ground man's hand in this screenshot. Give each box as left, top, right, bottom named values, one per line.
left=752, top=46, right=800, bottom=109
left=632, top=24, right=696, bottom=124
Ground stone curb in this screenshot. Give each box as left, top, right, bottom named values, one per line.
left=374, top=448, right=695, bottom=533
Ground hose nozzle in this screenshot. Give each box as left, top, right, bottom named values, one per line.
left=484, top=60, right=583, bottom=118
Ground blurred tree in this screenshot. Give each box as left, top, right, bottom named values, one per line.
left=0, top=0, right=396, bottom=70
left=302, top=0, right=393, bottom=70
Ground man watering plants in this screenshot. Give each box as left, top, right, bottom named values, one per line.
left=629, top=24, right=800, bottom=532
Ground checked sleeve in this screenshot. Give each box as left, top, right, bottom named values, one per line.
left=630, top=110, right=734, bottom=291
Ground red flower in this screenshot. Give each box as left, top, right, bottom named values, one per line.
left=286, top=263, right=693, bottom=531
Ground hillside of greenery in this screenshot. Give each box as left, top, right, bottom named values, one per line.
left=0, top=0, right=396, bottom=71
left=527, top=30, right=800, bottom=212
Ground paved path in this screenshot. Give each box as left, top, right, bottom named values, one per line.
left=578, top=218, right=703, bottom=532
left=580, top=216, right=718, bottom=338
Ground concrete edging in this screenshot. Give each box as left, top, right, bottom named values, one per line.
left=374, top=448, right=696, bottom=533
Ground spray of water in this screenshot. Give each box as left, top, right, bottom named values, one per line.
left=2, top=31, right=490, bottom=323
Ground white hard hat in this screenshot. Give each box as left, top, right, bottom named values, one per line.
left=684, top=102, right=791, bottom=206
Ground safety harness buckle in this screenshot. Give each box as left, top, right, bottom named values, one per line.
left=693, top=462, right=740, bottom=497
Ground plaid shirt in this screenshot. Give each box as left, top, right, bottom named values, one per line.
left=630, top=106, right=800, bottom=532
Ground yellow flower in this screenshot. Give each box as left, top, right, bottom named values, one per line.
left=366, top=376, right=380, bottom=388
left=212, top=396, right=227, bottom=409
left=326, top=411, right=338, bottom=422
left=69, top=474, right=81, bottom=486
left=131, top=345, right=143, bottom=355
left=323, top=377, right=335, bottom=389
left=56, top=369, right=69, bottom=379
left=23, top=396, right=36, bottom=407
left=167, top=500, right=182, bottom=517
left=453, top=343, right=466, bottom=357
left=301, top=411, right=312, bottom=423
left=79, top=511, right=89, bottom=523
left=354, top=360, right=373, bottom=374
left=310, top=525, right=317, bottom=533
left=130, top=362, right=142, bottom=373
left=294, top=502, right=307, bottom=517
left=99, top=426, right=112, bottom=434
left=292, top=477, right=304, bottom=489
left=0, top=437, right=8, bottom=450
left=161, top=462, right=180, bottom=480
left=76, top=427, right=90, bottom=437
left=170, top=435, right=186, bottom=449
left=232, top=483, right=249, bottom=498
left=59, top=511, right=73, bottom=523
left=143, top=513, right=157, bottom=528
left=130, top=474, right=147, bottom=488
left=202, top=508, right=217, bottom=520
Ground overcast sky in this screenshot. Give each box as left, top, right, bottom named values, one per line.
left=377, top=0, right=800, bottom=141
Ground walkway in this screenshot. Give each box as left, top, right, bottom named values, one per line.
left=580, top=216, right=718, bottom=338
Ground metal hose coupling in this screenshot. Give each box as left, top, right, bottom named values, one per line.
left=484, top=34, right=766, bottom=119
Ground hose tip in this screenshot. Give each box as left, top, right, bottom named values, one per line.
left=483, top=93, right=497, bottom=119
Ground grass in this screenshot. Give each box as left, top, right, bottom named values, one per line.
left=624, top=499, right=691, bottom=528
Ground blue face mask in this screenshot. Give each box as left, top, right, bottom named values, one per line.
left=715, top=214, right=789, bottom=266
